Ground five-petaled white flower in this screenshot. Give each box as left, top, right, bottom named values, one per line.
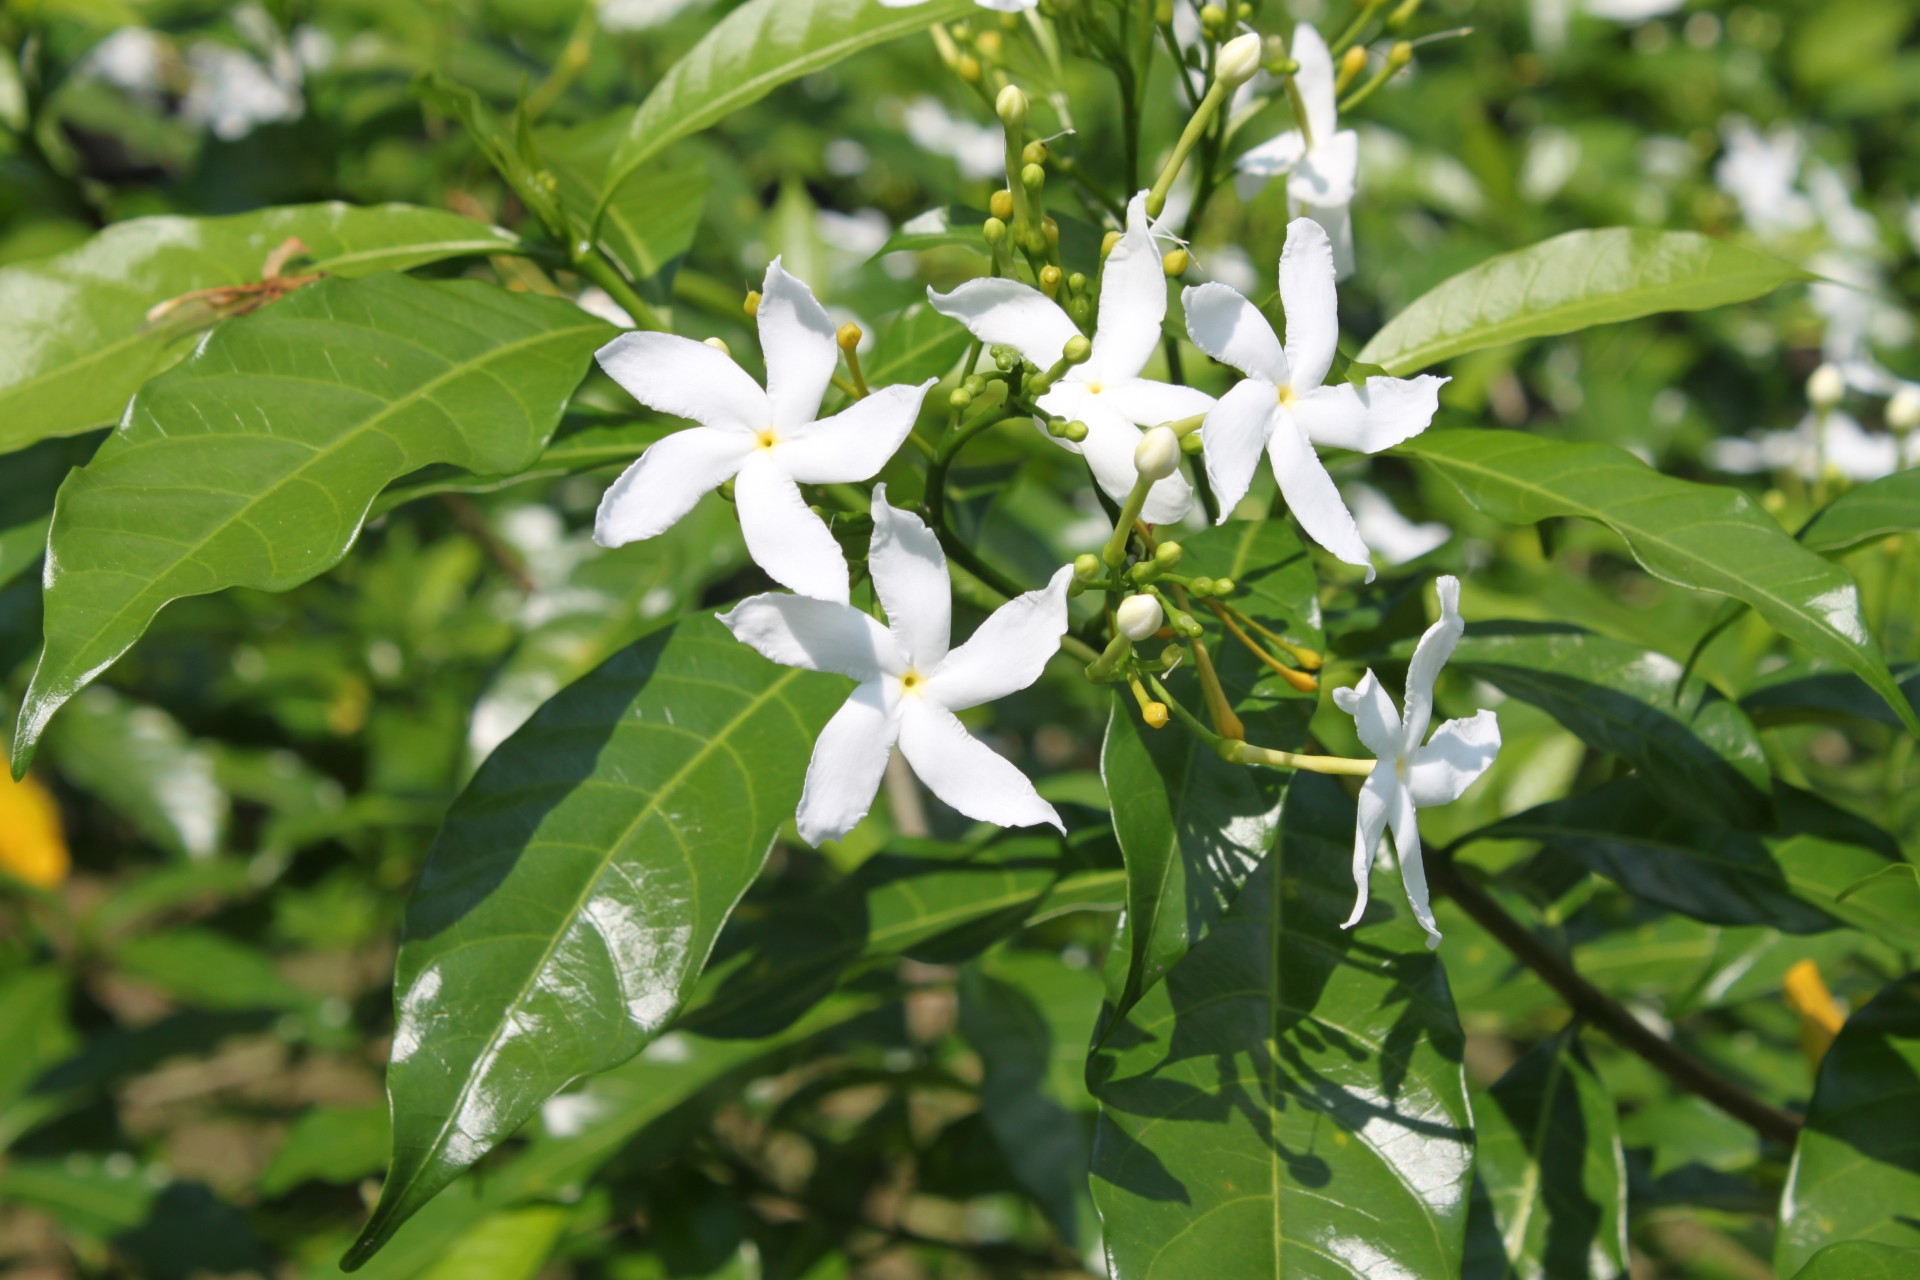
left=928, top=193, right=1215, bottom=525
left=1235, top=23, right=1360, bottom=276
left=593, top=258, right=933, bottom=604
left=1184, top=217, right=1445, bottom=580
left=1333, top=575, right=1500, bottom=949
left=720, top=487, right=1073, bottom=847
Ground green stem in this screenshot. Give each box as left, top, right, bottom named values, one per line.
left=574, top=252, right=667, bottom=332
left=1146, top=75, right=1231, bottom=219
left=1100, top=474, right=1155, bottom=570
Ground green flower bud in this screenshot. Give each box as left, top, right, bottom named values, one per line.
left=949, top=387, right=974, bottom=409
left=1199, top=4, right=1227, bottom=34
left=1154, top=541, right=1184, bottom=566
left=1188, top=576, right=1216, bottom=597
left=995, top=83, right=1028, bottom=128
left=1180, top=430, right=1205, bottom=454
left=1074, top=553, right=1102, bottom=581
left=983, top=216, right=1008, bottom=245
left=990, top=189, right=1015, bottom=220
left=1068, top=271, right=1088, bottom=293
left=1215, top=32, right=1263, bottom=87
left=1039, top=264, right=1063, bottom=298
left=1101, top=229, right=1123, bottom=258
left=1212, top=577, right=1235, bottom=596
left=1021, top=162, right=1046, bottom=191
left=1172, top=610, right=1204, bottom=638
left=1022, top=140, right=1049, bottom=166
left=1063, top=420, right=1089, bottom=442
left=1063, top=334, right=1093, bottom=364
left=1162, top=247, right=1191, bottom=276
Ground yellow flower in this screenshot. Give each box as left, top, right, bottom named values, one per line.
left=1783, top=959, right=1846, bottom=1069
left=0, top=759, right=69, bottom=889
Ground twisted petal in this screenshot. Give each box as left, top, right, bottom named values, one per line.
left=594, top=332, right=769, bottom=434
left=1408, top=710, right=1501, bottom=808
left=1290, top=374, right=1446, bottom=454
left=1289, top=129, right=1359, bottom=208
left=1266, top=410, right=1372, bottom=576
left=779, top=379, right=934, bottom=483
left=1291, top=21, right=1340, bottom=143
left=1333, top=669, right=1404, bottom=761
left=759, top=258, right=839, bottom=430
left=1279, top=218, right=1340, bottom=392
left=1090, top=193, right=1169, bottom=382
left=897, top=700, right=1063, bottom=832
left=735, top=452, right=852, bottom=603
left=927, top=278, right=1078, bottom=369
left=1184, top=281, right=1288, bottom=385
left=795, top=683, right=899, bottom=847
left=594, top=426, right=752, bottom=547
left=1235, top=128, right=1307, bottom=179
left=1342, top=765, right=1396, bottom=929
left=1401, top=574, right=1465, bottom=747
left=1386, top=782, right=1441, bottom=949
left=869, top=486, right=951, bottom=670
left=717, top=593, right=897, bottom=682
left=1200, top=379, right=1281, bottom=519
left=926, top=565, right=1073, bottom=711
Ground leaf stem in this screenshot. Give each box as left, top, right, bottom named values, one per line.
left=572, top=250, right=667, bottom=333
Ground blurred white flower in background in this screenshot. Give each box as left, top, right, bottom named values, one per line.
left=1710, top=411, right=1917, bottom=483
left=1344, top=484, right=1452, bottom=565
left=597, top=0, right=714, bottom=34
left=903, top=97, right=1006, bottom=180
left=1715, top=118, right=1816, bottom=238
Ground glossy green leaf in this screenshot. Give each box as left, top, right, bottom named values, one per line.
left=0, top=433, right=101, bottom=589
left=1479, top=779, right=1917, bottom=945
left=1740, top=660, right=1920, bottom=729
left=0, top=204, right=522, bottom=450
left=538, top=114, right=709, bottom=287
left=602, top=0, right=975, bottom=210
left=1090, top=774, right=1475, bottom=1279
left=1398, top=428, right=1920, bottom=735
left=12, top=274, right=610, bottom=773
left=345, top=616, right=844, bottom=1269
left=417, top=1205, right=571, bottom=1280
left=1355, top=229, right=1805, bottom=376
left=1443, top=623, right=1769, bottom=824
left=1777, top=973, right=1920, bottom=1275
left=1790, top=1241, right=1920, bottom=1280
left=1463, top=1029, right=1629, bottom=1280
left=1799, top=469, right=1920, bottom=554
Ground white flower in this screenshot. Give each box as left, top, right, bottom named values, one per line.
left=902, top=97, right=1004, bottom=180
left=1184, top=217, right=1446, bottom=580
left=1709, top=412, right=1916, bottom=483
left=880, top=0, right=1036, bottom=10
left=928, top=193, right=1215, bottom=524
left=1715, top=118, right=1815, bottom=240
left=1115, top=594, right=1165, bottom=641
left=1236, top=24, right=1360, bottom=277
left=1334, top=576, right=1500, bottom=949
left=594, top=258, right=934, bottom=604
left=1345, top=483, right=1451, bottom=565
left=720, top=489, right=1072, bottom=846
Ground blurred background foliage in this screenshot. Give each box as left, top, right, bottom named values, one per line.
left=1, top=0, right=1917, bottom=1276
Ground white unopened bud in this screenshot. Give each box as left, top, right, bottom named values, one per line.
left=1215, top=33, right=1263, bottom=88
left=1888, top=385, right=1920, bottom=433
left=995, top=84, right=1028, bottom=129
left=1116, top=594, right=1165, bottom=641
left=1807, top=363, right=1845, bottom=411
left=1134, top=426, right=1181, bottom=481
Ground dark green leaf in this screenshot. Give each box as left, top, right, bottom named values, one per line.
left=0, top=433, right=102, bottom=589
left=1790, top=1242, right=1920, bottom=1280
left=1741, top=659, right=1920, bottom=729
left=12, top=274, right=610, bottom=772
left=1776, top=973, right=1920, bottom=1274
left=0, top=205, right=522, bottom=450
left=1463, top=1029, right=1629, bottom=1280
left=1090, top=775, right=1475, bottom=1279
left=345, top=616, right=844, bottom=1268
left=1398, top=428, right=1919, bottom=735
left=1356, top=229, right=1806, bottom=376
left=1799, top=470, right=1920, bottom=554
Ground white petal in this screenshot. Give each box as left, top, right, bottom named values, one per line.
left=1408, top=710, right=1501, bottom=808
left=1386, top=782, right=1441, bottom=948
left=795, top=683, right=899, bottom=846
left=1291, top=22, right=1340, bottom=144
left=1107, top=377, right=1217, bottom=429
left=734, top=452, right=852, bottom=603
left=1401, top=574, right=1465, bottom=747
left=1200, top=379, right=1281, bottom=518
left=759, top=258, right=840, bottom=430
left=1235, top=129, right=1307, bottom=179
left=896, top=699, right=1063, bottom=832
left=1342, top=765, right=1396, bottom=929
left=1279, top=218, right=1340, bottom=392
left=1066, top=397, right=1194, bottom=523
left=1266, top=410, right=1372, bottom=576
left=1290, top=375, right=1446, bottom=453
left=1090, top=193, right=1170, bottom=382
left=1183, top=281, right=1288, bottom=384
left=1332, top=669, right=1403, bottom=761
left=927, top=278, right=1079, bottom=369
left=1305, top=200, right=1357, bottom=280
left=869, top=486, right=951, bottom=669
left=1289, top=130, right=1359, bottom=208
left=778, top=379, right=934, bottom=483
left=595, top=332, right=769, bottom=434
left=593, top=427, right=751, bottom=548
left=925, top=565, right=1072, bottom=710
left=717, top=593, right=897, bottom=682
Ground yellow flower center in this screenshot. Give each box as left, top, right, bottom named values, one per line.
left=755, top=428, right=779, bottom=450
left=1085, top=380, right=1103, bottom=395
left=1276, top=384, right=1296, bottom=407
left=900, top=670, right=924, bottom=696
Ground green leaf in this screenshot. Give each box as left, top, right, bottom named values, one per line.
left=344, top=616, right=844, bottom=1269
left=1443, top=623, right=1770, bottom=825
left=1741, top=660, right=1920, bottom=729
left=1776, top=973, right=1920, bottom=1275
left=601, top=0, right=976, bottom=213
left=1799, top=470, right=1920, bottom=554
left=43, top=686, right=227, bottom=859
left=0, top=204, right=522, bottom=450
left=1397, top=428, right=1920, bottom=736
left=1355, top=229, right=1806, bottom=376
left=1478, top=779, right=1918, bottom=946
left=12, top=274, right=610, bottom=773
left=1790, top=1242, right=1920, bottom=1280
left=1089, top=775, right=1475, bottom=1279
left=1463, top=1029, right=1629, bottom=1280
left=538, top=115, right=709, bottom=288
left=0, top=433, right=102, bottom=589
left=112, top=928, right=310, bottom=1011
left=862, top=302, right=974, bottom=389
left=260, top=1104, right=390, bottom=1196
left=873, top=205, right=992, bottom=259
left=417, top=1206, right=571, bottom=1280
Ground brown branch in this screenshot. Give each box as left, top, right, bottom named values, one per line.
left=1428, top=854, right=1803, bottom=1146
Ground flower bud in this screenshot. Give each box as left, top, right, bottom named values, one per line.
left=1215, top=32, right=1263, bottom=87
left=990, top=189, right=1015, bottom=220
left=1068, top=271, right=1088, bottom=293
left=1074, top=553, right=1102, bottom=581
left=703, top=336, right=731, bottom=357
left=1046, top=417, right=1073, bottom=438
left=1135, top=426, right=1181, bottom=480
left=836, top=321, right=862, bottom=352
left=743, top=290, right=761, bottom=317
left=983, top=216, right=1008, bottom=245
left=1198, top=4, right=1228, bottom=34
left=1807, top=363, right=1845, bottom=411
left=1180, top=430, right=1205, bottom=454
left=1188, top=575, right=1216, bottom=596
left=950, top=387, right=973, bottom=409
left=1387, top=40, right=1414, bottom=70
left=976, top=30, right=1002, bottom=57
left=1070, top=296, right=1093, bottom=326
left=1889, top=385, right=1920, bottom=432
left=1021, top=162, right=1047, bottom=192
left=1022, top=140, right=1049, bottom=165
left=1116, top=594, right=1165, bottom=641
left=1212, top=577, right=1235, bottom=596
left=1042, top=216, right=1060, bottom=245
left=958, top=54, right=982, bottom=82
left=1063, top=334, right=1093, bottom=364
left=1143, top=701, right=1170, bottom=729
left=1039, top=265, right=1063, bottom=297
left=1154, top=540, right=1183, bottom=566
left=996, top=83, right=1028, bottom=129
left=1171, top=609, right=1204, bottom=638
left=1162, top=247, right=1191, bottom=276
left=1101, top=230, right=1123, bottom=259
left=1062, top=420, right=1089, bottom=442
